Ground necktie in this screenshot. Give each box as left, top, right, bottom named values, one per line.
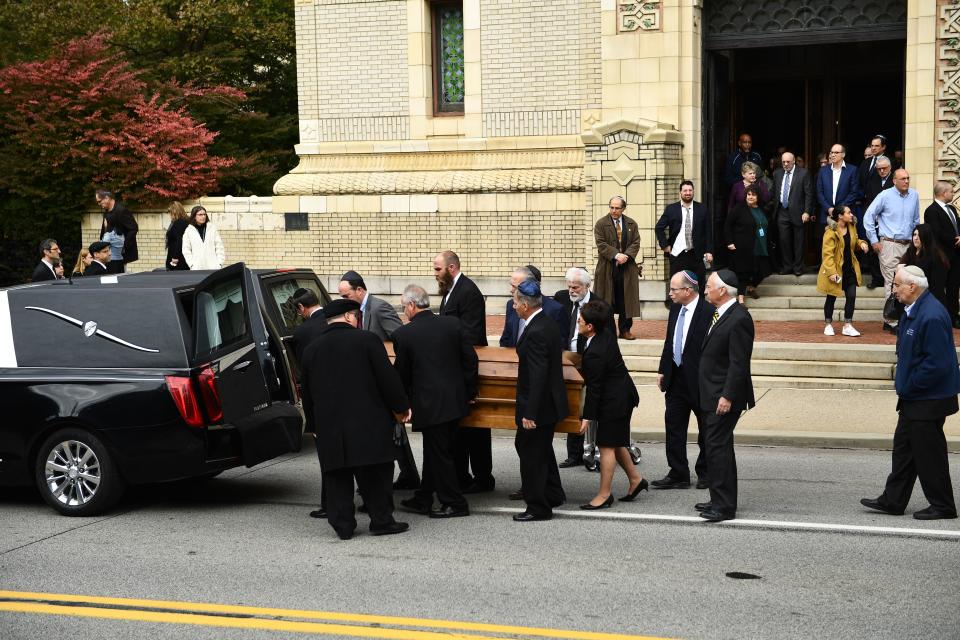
left=709, top=310, right=719, bottom=330
left=948, top=204, right=959, bottom=235
left=615, top=218, right=622, bottom=247
left=781, top=171, right=792, bottom=208
left=673, top=306, right=686, bottom=367
left=569, top=301, right=580, bottom=344
left=517, top=318, right=526, bottom=341
left=869, top=157, right=876, bottom=173
left=357, top=308, right=364, bottom=330
left=683, top=206, right=693, bottom=250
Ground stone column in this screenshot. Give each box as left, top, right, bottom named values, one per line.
left=907, top=0, right=938, bottom=200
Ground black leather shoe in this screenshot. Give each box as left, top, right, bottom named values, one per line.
left=399, top=498, right=431, bottom=515
left=882, top=323, right=897, bottom=335
left=370, top=521, right=410, bottom=536
left=696, top=478, right=710, bottom=490
left=580, top=495, right=613, bottom=510
left=430, top=505, right=470, bottom=518
left=393, top=478, right=420, bottom=490
left=558, top=458, right=581, bottom=468
left=508, top=489, right=524, bottom=500
left=309, top=508, right=327, bottom=519
left=462, top=480, right=495, bottom=494
left=513, top=511, right=551, bottom=522
left=694, top=501, right=713, bottom=512
left=913, top=506, right=958, bottom=520
left=336, top=530, right=353, bottom=540
left=699, top=509, right=734, bottom=522
left=651, top=476, right=690, bottom=489
left=860, top=497, right=904, bottom=515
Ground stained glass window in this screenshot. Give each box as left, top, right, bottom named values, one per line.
left=433, top=3, right=464, bottom=114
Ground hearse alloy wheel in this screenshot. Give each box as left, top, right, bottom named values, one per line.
left=35, top=428, right=125, bottom=516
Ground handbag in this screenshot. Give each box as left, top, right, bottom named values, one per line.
left=882, top=284, right=903, bottom=322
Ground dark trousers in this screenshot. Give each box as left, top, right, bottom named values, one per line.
left=515, top=423, right=565, bottom=517
left=664, top=374, right=707, bottom=482
left=108, top=260, right=125, bottom=274
left=824, top=282, right=857, bottom=321
left=565, top=433, right=585, bottom=460
left=777, top=213, right=805, bottom=275
left=313, top=435, right=327, bottom=510
left=395, top=426, right=420, bottom=485
left=946, top=256, right=960, bottom=321
left=701, top=406, right=742, bottom=514
left=455, top=426, right=494, bottom=487
left=612, top=263, right=633, bottom=333
left=415, top=421, right=467, bottom=510
left=324, top=462, right=395, bottom=538
left=665, top=251, right=706, bottom=301
left=879, top=412, right=957, bottom=514
left=866, top=248, right=883, bottom=286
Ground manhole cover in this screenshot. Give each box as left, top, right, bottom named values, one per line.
left=725, top=571, right=761, bottom=580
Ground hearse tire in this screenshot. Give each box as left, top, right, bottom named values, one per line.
left=35, top=428, right=125, bottom=517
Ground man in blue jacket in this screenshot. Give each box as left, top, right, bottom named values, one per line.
left=861, top=265, right=959, bottom=520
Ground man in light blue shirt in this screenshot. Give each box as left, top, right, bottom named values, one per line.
left=862, top=169, right=920, bottom=331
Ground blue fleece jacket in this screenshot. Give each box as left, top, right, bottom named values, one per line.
left=895, top=290, right=960, bottom=401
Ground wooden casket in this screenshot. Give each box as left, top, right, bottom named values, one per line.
left=384, top=345, right=584, bottom=434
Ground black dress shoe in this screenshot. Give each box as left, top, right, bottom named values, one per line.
left=513, top=511, right=551, bottom=522
left=913, top=506, right=958, bottom=520
left=336, top=530, right=353, bottom=541
left=430, top=505, right=470, bottom=518
left=619, top=478, right=649, bottom=502
left=370, top=521, right=410, bottom=536
left=508, top=489, right=524, bottom=500
left=953, top=319, right=960, bottom=330
left=463, top=480, right=495, bottom=494
left=651, top=476, right=690, bottom=489
left=699, top=509, right=734, bottom=522
left=860, top=497, right=904, bottom=515
left=558, top=458, right=581, bottom=469
left=882, top=323, right=897, bottom=335
left=393, top=478, right=420, bottom=490
left=399, top=498, right=431, bottom=515
left=696, top=478, right=710, bottom=490
left=580, top=495, right=613, bottom=510
left=309, top=508, right=327, bottom=519
left=694, top=501, right=713, bottom=512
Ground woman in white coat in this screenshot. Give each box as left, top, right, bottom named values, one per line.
left=182, top=206, right=225, bottom=270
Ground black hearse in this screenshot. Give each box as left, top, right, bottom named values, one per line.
left=0, top=264, right=331, bottom=515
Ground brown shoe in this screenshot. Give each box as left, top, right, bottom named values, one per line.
left=619, top=331, right=636, bottom=340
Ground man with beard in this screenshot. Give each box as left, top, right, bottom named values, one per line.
left=95, top=190, right=138, bottom=269
left=655, top=180, right=713, bottom=297
left=433, top=250, right=493, bottom=494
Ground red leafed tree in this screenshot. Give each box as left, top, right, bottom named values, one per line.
left=0, top=33, right=239, bottom=205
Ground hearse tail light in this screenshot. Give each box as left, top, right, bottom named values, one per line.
left=165, top=376, right=204, bottom=428
left=197, top=366, right=224, bottom=423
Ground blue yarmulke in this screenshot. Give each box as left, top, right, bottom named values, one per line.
left=517, top=280, right=541, bottom=297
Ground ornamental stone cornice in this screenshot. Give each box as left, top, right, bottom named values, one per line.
left=581, top=118, right=684, bottom=146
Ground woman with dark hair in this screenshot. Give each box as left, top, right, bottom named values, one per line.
left=899, top=224, right=950, bottom=308
left=725, top=184, right=771, bottom=302
left=165, top=202, right=190, bottom=270
left=817, top=205, right=868, bottom=337
left=576, top=299, right=645, bottom=510
left=181, top=205, right=225, bottom=270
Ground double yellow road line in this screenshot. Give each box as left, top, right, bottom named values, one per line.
left=0, top=589, right=673, bottom=639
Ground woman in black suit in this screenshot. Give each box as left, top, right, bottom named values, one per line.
left=577, top=299, right=646, bottom=509
left=165, top=202, right=190, bottom=270
left=725, top=184, right=771, bottom=303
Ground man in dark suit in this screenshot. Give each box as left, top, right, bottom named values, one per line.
left=695, top=269, right=755, bottom=522
left=861, top=266, right=959, bottom=520
left=652, top=270, right=712, bottom=490
left=84, top=241, right=111, bottom=276
left=501, top=266, right=567, bottom=349
left=858, top=135, right=900, bottom=190
left=300, top=298, right=411, bottom=540
left=924, top=181, right=960, bottom=327
left=433, top=250, right=493, bottom=493
left=656, top=180, right=712, bottom=305
left=338, top=271, right=402, bottom=341
left=512, top=279, right=568, bottom=521
left=862, top=155, right=895, bottom=289
left=393, top=284, right=478, bottom=519
left=770, top=152, right=813, bottom=276
left=31, top=238, right=61, bottom=282
left=95, top=190, right=138, bottom=266
left=816, top=144, right=863, bottom=248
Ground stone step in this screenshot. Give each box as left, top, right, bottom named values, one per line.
left=745, top=308, right=884, bottom=322
left=624, top=355, right=894, bottom=381
left=620, top=339, right=903, bottom=363
left=743, top=295, right=886, bottom=310
left=755, top=283, right=888, bottom=298
left=630, top=371, right=895, bottom=391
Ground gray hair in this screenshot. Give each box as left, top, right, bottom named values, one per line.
left=714, top=273, right=738, bottom=298
left=512, top=266, right=533, bottom=279
left=402, top=284, right=431, bottom=309
left=565, top=266, right=592, bottom=286
left=874, top=154, right=891, bottom=168
left=741, top=161, right=761, bottom=176
left=514, top=288, right=542, bottom=309
left=934, top=180, right=954, bottom=197
left=899, top=265, right=929, bottom=290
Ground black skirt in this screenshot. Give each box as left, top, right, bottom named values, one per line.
left=595, top=413, right=632, bottom=448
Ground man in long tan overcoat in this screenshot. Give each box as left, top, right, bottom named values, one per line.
left=594, top=196, right=642, bottom=339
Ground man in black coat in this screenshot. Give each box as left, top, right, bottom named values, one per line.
left=512, top=280, right=568, bottom=521
left=500, top=266, right=567, bottom=349
left=31, top=238, right=61, bottom=282
left=653, top=270, right=712, bottom=490
left=300, top=298, right=411, bottom=540
left=434, top=250, right=494, bottom=493
left=95, top=190, right=138, bottom=266
left=769, top=152, right=813, bottom=276
left=924, top=181, right=960, bottom=326
left=655, top=180, right=713, bottom=291
left=84, top=241, right=111, bottom=276
left=696, top=270, right=755, bottom=522
left=393, top=284, right=478, bottom=519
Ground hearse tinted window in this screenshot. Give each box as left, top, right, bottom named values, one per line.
left=195, top=274, right=248, bottom=356
left=268, top=278, right=324, bottom=332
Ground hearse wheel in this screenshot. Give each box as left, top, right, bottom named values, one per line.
left=35, top=428, right=125, bottom=516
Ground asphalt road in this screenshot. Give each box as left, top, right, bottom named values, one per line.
left=1, top=434, right=958, bottom=640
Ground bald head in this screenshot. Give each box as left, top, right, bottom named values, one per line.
left=893, top=169, right=910, bottom=194
left=781, top=152, right=795, bottom=171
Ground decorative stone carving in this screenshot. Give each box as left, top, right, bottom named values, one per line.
left=937, top=2, right=960, bottom=184
left=618, top=1, right=662, bottom=32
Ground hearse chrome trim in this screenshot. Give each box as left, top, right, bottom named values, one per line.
left=25, top=306, right=160, bottom=353
left=0, top=291, right=17, bottom=367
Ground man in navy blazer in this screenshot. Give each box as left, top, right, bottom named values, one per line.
left=655, top=180, right=713, bottom=291
left=500, top=265, right=567, bottom=349
left=817, top=144, right=863, bottom=237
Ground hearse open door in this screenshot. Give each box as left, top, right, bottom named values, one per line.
left=189, top=263, right=302, bottom=467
